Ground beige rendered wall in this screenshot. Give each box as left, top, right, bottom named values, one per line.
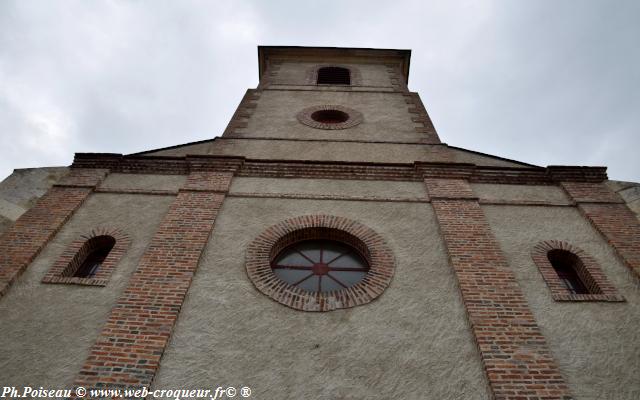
left=209, top=139, right=449, bottom=164
left=229, top=177, right=428, bottom=199
left=0, top=167, right=69, bottom=234
left=152, top=195, right=491, bottom=400
left=471, top=183, right=571, bottom=203
left=272, top=62, right=393, bottom=87
left=99, top=173, right=186, bottom=191
left=483, top=205, right=640, bottom=400
left=237, top=90, right=424, bottom=143
left=0, top=192, right=174, bottom=388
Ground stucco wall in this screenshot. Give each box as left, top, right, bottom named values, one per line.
left=99, top=173, right=186, bottom=191
left=449, top=149, right=530, bottom=168
left=230, top=177, right=427, bottom=198
left=0, top=167, right=69, bottom=234
left=0, top=193, right=173, bottom=388
left=238, top=90, right=423, bottom=143
left=607, top=180, right=640, bottom=219
left=152, top=196, right=490, bottom=400
left=482, top=205, right=640, bottom=400
left=209, top=139, right=448, bottom=164
left=143, top=141, right=529, bottom=169
left=471, top=183, right=570, bottom=203
left=272, top=62, right=392, bottom=87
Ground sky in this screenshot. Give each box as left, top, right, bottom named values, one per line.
left=0, top=0, right=638, bottom=182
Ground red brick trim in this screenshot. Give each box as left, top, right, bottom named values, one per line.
left=424, top=178, right=477, bottom=199
left=71, top=153, right=612, bottom=185
left=560, top=181, right=624, bottom=203
left=305, top=64, right=363, bottom=86
left=296, top=105, right=364, bottom=130
left=561, top=181, right=640, bottom=279
left=531, top=240, right=624, bottom=302
left=246, top=215, right=395, bottom=312
left=73, top=171, right=231, bottom=392
left=0, top=169, right=107, bottom=298
left=577, top=203, right=640, bottom=279
left=42, top=227, right=131, bottom=287
left=425, top=178, right=572, bottom=399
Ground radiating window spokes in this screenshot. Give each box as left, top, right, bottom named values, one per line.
left=272, top=240, right=369, bottom=293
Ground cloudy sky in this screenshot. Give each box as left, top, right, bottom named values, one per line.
left=1, top=1, right=638, bottom=182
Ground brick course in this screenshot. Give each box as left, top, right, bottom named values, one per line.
left=425, top=178, right=572, bottom=400
left=561, top=182, right=640, bottom=279
left=72, top=171, right=233, bottom=392
left=0, top=168, right=107, bottom=297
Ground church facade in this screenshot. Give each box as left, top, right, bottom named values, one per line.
left=0, top=46, right=639, bottom=400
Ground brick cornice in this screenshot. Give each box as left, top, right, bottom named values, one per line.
left=71, top=153, right=610, bottom=184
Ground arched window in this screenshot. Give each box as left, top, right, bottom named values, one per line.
left=531, top=240, right=624, bottom=301
left=317, top=67, right=350, bottom=85
left=547, top=249, right=590, bottom=294
left=67, top=235, right=116, bottom=278
left=42, top=227, right=130, bottom=286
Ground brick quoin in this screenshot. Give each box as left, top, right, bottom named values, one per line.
left=424, top=178, right=572, bottom=400
left=72, top=171, right=233, bottom=394
left=561, top=181, right=640, bottom=279
left=0, top=168, right=108, bottom=298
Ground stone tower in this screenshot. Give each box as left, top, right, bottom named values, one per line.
left=0, top=46, right=639, bottom=400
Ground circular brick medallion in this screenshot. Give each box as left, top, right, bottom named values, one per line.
left=246, top=215, right=395, bottom=311
left=296, top=105, right=363, bottom=130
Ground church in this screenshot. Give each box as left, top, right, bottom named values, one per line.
left=0, top=46, right=639, bottom=400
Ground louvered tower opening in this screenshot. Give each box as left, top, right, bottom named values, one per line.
left=317, top=67, right=350, bottom=85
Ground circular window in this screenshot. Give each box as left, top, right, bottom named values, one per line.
left=296, top=105, right=363, bottom=130
left=310, top=110, right=349, bottom=124
left=246, top=215, right=395, bottom=312
left=272, top=240, right=369, bottom=293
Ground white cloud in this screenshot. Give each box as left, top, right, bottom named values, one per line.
left=0, top=0, right=638, bottom=181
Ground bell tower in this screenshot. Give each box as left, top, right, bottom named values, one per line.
left=220, top=46, right=441, bottom=164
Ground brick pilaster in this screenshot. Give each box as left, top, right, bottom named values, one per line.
left=0, top=168, right=108, bottom=298
left=561, top=181, right=640, bottom=278
left=424, top=178, right=572, bottom=400
left=73, top=171, right=234, bottom=393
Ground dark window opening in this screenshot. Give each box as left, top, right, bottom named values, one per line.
left=73, top=236, right=116, bottom=278
left=547, top=249, right=592, bottom=294
left=310, top=109, right=349, bottom=124
left=317, top=67, right=350, bottom=85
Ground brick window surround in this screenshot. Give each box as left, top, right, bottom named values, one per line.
left=531, top=240, right=624, bottom=302
left=296, top=105, right=364, bottom=130
left=305, top=64, right=363, bottom=86
left=246, top=215, right=395, bottom=311
left=42, top=227, right=131, bottom=287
